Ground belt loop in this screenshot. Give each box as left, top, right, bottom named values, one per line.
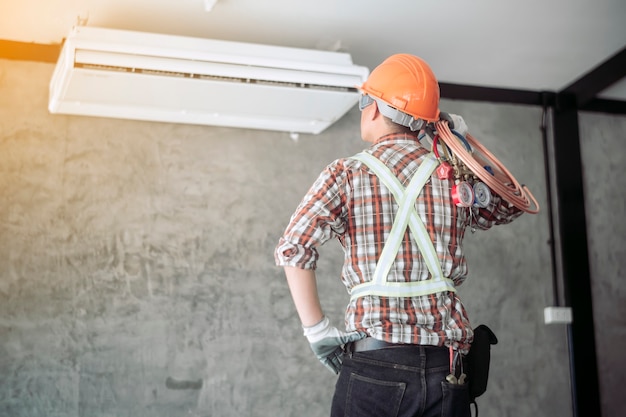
left=345, top=341, right=354, bottom=358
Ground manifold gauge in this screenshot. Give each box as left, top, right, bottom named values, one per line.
left=452, top=181, right=474, bottom=207
left=472, top=182, right=492, bottom=208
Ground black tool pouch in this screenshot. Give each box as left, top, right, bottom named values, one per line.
left=464, top=325, right=498, bottom=408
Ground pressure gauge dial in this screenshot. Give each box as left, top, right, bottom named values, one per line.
left=473, top=182, right=492, bottom=208
left=452, top=181, right=474, bottom=207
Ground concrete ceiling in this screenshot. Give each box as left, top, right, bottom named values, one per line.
left=1, top=0, right=625, bottom=101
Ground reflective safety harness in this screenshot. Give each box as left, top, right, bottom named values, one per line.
left=349, top=152, right=457, bottom=301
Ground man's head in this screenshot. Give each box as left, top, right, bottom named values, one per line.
left=358, top=54, right=440, bottom=141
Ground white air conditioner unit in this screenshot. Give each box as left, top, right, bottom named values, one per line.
left=49, top=26, right=369, bottom=134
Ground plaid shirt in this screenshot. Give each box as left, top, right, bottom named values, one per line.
left=275, top=133, right=522, bottom=350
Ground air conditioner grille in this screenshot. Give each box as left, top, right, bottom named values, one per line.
left=75, top=62, right=356, bottom=93
left=49, top=26, right=370, bottom=133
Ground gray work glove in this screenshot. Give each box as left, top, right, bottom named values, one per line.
left=303, top=316, right=367, bottom=374
left=448, top=113, right=469, bottom=137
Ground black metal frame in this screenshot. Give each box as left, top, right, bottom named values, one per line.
left=440, top=47, right=626, bottom=116
left=551, top=92, right=599, bottom=417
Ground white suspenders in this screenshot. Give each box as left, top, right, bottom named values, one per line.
left=349, top=152, right=456, bottom=301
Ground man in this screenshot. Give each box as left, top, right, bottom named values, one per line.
left=274, top=53, right=523, bottom=417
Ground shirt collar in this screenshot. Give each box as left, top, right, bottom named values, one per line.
left=372, top=132, right=421, bottom=147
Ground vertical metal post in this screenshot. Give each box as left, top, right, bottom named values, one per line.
left=551, top=92, right=602, bottom=417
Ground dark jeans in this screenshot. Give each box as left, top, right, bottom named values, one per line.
left=330, top=345, right=470, bottom=417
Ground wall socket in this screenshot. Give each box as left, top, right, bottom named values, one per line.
left=544, top=306, right=573, bottom=324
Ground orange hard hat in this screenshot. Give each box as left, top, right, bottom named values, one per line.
left=360, top=54, right=440, bottom=127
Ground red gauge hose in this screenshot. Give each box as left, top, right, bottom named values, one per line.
left=434, top=121, right=540, bottom=214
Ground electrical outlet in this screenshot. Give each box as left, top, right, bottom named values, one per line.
left=544, top=307, right=573, bottom=324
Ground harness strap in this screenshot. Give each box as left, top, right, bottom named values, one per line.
left=349, top=152, right=456, bottom=300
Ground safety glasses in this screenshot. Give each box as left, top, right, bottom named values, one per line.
left=359, top=94, right=374, bottom=111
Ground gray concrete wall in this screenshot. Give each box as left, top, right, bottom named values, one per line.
left=0, top=58, right=621, bottom=417
left=579, top=112, right=626, bottom=417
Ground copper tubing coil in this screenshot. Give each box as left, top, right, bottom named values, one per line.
left=434, top=121, right=540, bottom=214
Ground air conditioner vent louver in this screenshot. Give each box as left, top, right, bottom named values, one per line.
left=75, top=61, right=356, bottom=93
left=49, top=27, right=369, bottom=134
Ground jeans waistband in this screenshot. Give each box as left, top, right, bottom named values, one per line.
left=346, top=338, right=451, bottom=369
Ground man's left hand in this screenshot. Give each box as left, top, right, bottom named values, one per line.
left=303, top=316, right=367, bottom=374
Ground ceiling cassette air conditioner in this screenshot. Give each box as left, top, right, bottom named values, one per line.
left=49, top=26, right=369, bottom=134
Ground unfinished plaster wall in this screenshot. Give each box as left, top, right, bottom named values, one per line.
left=3, top=58, right=620, bottom=417
left=578, top=112, right=626, bottom=417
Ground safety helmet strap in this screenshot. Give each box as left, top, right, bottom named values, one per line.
left=372, top=96, right=426, bottom=131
